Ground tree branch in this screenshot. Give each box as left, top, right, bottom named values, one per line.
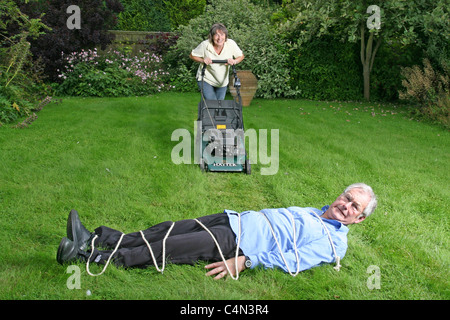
left=369, top=35, right=383, bottom=72
left=365, top=31, right=374, bottom=66
left=360, top=23, right=365, bottom=66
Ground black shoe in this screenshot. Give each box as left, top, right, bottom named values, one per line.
left=67, top=209, right=92, bottom=251
left=56, top=237, right=90, bottom=265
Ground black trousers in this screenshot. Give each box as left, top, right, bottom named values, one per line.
left=91, top=213, right=243, bottom=268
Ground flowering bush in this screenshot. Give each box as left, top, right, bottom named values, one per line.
left=56, top=48, right=173, bottom=97
left=19, top=0, right=124, bottom=82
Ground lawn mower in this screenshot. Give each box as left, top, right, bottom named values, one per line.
left=196, top=60, right=251, bottom=174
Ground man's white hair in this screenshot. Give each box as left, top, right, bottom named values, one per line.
left=345, top=183, right=378, bottom=218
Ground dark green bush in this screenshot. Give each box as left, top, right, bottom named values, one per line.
left=370, top=41, right=425, bottom=101
left=114, top=0, right=171, bottom=32
left=163, top=0, right=206, bottom=28
left=114, top=0, right=206, bottom=31
left=289, top=36, right=363, bottom=101
left=18, top=0, right=123, bottom=82
left=288, top=35, right=426, bottom=102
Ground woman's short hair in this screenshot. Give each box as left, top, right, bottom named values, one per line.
left=208, top=23, right=228, bottom=43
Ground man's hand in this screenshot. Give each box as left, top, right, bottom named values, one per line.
left=205, top=256, right=246, bottom=280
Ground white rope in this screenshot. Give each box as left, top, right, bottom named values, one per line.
left=311, top=211, right=341, bottom=271
left=259, top=211, right=300, bottom=277
left=86, top=233, right=125, bottom=277
left=139, top=222, right=175, bottom=274
left=85, top=209, right=340, bottom=279
left=194, top=213, right=242, bottom=280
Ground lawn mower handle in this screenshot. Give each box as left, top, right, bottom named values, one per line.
left=211, top=60, right=228, bottom=64
left=201, top=59, right=237, bottom=75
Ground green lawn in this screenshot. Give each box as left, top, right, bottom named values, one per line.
left=0, top=92, right=448, bottom=300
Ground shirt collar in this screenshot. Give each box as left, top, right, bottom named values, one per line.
left=206, top=40, right=228, bottom=54
left=318, top=205, right=346, bottom=229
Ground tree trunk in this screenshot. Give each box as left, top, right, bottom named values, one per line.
left=363, top=64, right=371, bottom=101
left=360, top=24, right=382, bottom=101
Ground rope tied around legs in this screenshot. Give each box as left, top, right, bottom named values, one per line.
left=86, top=233, right=125, bottom=277
left=84, top=211, right=341, bottom=279
left=194, top=213, right=242, bottom=281
left=139, top=222, right=175, bottom=274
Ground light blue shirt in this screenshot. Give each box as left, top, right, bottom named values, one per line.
left=225, top=206, right=349, bottom=273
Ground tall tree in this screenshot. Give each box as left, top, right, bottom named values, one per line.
left=278, top=0, right=449, bottom=101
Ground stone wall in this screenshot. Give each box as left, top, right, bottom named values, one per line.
left=107, top=30, right=173, bottom=55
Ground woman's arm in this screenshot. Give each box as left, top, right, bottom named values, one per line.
left=189, top=53, right=212, bottom=65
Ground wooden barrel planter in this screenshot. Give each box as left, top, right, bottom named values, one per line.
left=229, top=70, right=258, bottom=106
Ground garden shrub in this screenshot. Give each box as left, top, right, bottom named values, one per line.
left=113, top=0, right=206, bottom=32
left=289, top=36, right=363, bottom=101
left=166, top=0, right=300, bottom=98
left=114, top=0, right=171, bottom=32
left=0, top=37, right=33, bottom=124
left=370, top=41, right=425, bottom=102
left=399, top=58, right=449, bottom=128
left=56, top=48, right=173, bottom=97
left=163, top=0, right=206, bottom=28
left=18, top=0, right=123, bottom=82
left=286, top=32, right=427, bottom=102
left=0, top=0, right=52, bottom=125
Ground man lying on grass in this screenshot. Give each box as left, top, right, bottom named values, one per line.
left=57, top=183, right=377, bottom=279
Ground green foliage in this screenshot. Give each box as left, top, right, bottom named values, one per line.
left=276, top=0, right=450, bottom=101
left=0, top=92, right=18, bottom=124
left=114, top=0, right=171, bottom=31
left=56, top=48, right=173, bottom=97
left=0, top=0, right=50, bottom=40
left=232, top=24, right=300, bottom=98
left=3, top=34, right=30, bottom=87
left=168, top=63, right=198, bottom=93
left=289, top=36, right=363, bottom=101
left=18, top=0, right=123, bottom=82
left=0, top=0, right=51, bottom=125
left=163, top=0, right=206, bottom=28
left=114, top=0, right=206, bottom=31
left=399, top=58, right=450, bottom=128
left=167, top=0, right=300, bottom=98
left=402, top=0, right=449, bottom=74
left=370, top=41, right=424, bottom=101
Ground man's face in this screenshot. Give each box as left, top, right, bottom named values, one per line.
left=323, top=188, right=371, bottom=225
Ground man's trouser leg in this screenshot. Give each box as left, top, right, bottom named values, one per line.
left=91, top=213, right=242, bottom=268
